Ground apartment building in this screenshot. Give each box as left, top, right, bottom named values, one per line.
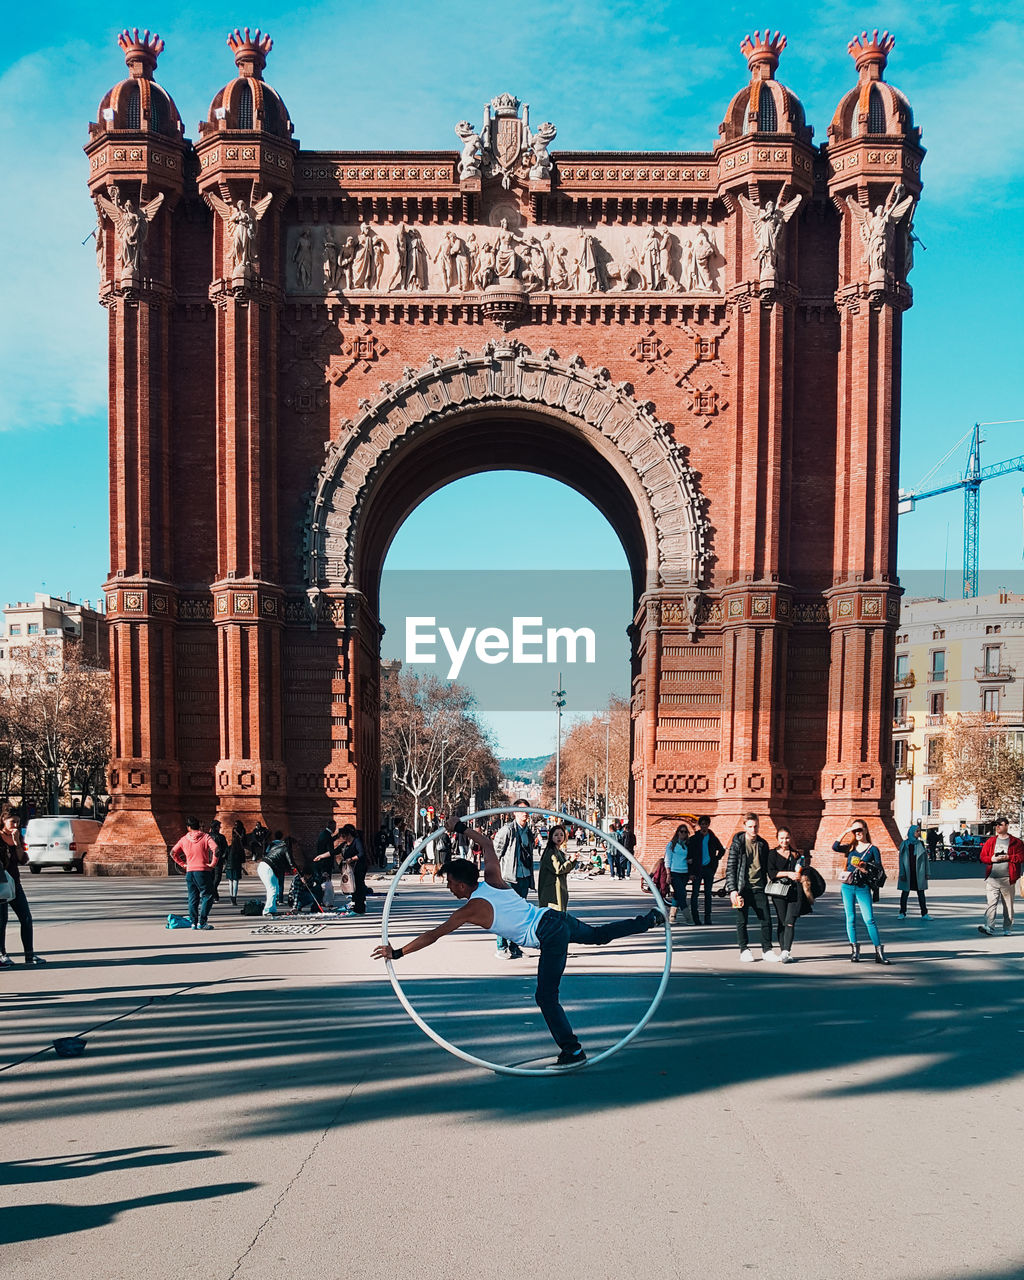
left=0, top=593, right=109, bottom=677
left=893, top=591, right=1024, bottom=833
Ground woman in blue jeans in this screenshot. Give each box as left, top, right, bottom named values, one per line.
left=833, top=821, right=890, bottom=965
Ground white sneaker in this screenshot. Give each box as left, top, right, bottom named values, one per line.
left=763, top=950, right=780, bottom=962
left=738, top=949, right=754, bottom=963
left=779, top=950, right=791, bottom=963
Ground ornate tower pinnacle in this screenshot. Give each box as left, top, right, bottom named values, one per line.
left=848, top=29, right=895, bottom=82
left=740, top=30, right=786, bottom=80
left=117, top=28, right=164, bottom=79
left=227, top=27, right=273, bottom=79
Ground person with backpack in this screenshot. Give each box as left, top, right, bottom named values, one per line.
left=833, top=821, right=889, bottom=964
left=257, top=831, right=294, bottom=917
left=169, top=817, right=220, bottom=930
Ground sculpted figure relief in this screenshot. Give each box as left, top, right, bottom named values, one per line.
left=528, top=121, right=557, bottom=180
left=95, top=185, right=165, bottom=279
left=736, top=193, right=803, bottom=281
left=206, top=192, right=274, bottom=277
left=847, top=184, right=915, bottom=280
left=293, top=226, right=312, bottom=289
left=289, top=222, right=723, bottom=296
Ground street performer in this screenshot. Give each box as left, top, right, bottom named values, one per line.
left=372, top=817, right=663, bottom=1066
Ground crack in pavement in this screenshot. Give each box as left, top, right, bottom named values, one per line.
left=225, top=1070, right=368, bottom=1280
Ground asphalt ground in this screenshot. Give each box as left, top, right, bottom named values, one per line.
left=1, top=863, right=1022, bottom=1280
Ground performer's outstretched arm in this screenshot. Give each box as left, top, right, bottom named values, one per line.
left=465, top=825, right=505, bottom=889
left=372, top=898, right=489, bottom=961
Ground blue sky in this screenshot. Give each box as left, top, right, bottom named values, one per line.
left=2, top=1, right=1022, bottom=753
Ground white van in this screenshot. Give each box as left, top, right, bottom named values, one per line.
left=24, top=817, right=102, bottom=873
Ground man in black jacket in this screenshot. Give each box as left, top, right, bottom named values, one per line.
left=685, top=816, right=725, bottom=925
left=338, top=824, right=369, bottom=914
left=724, top=813, right=775, bottom=962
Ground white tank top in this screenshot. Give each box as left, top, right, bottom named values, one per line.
left=471, top=881, right=549, bottom=948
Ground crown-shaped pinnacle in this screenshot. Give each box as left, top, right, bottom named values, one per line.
left=740, top=30, right=787, bottom=80
left=117, top=28, right=164, bottom=79
left=227, top=27, right=273, bottom=78
left=848, top=29, right=895, bottom=81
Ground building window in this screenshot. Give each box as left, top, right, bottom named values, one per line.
left=932, top=629, right=945, bottom=641
left=930, top=650, right=945, bottom=680
left=27, top=623, right=39, bottom=635
left=895, top=653, right=909, bottom=679
left=894, top=740, right=908, bottom=770
left=237, top=82, right=254, bottom=129
left=757, top=87, right=778, bottom=132
left=894, top=695, right=907, bottom=721
left=926, top=738, right=943, bottom=772
left=929, top=690, right=945, bottom=717
left=983, top=688, right=999, bottom=713
left=45, top=645, right=59, bottom=658
left=983, top=646, right=1001, bottom=675
left=125, top=82, right=141, bottom=129
left=9, top=626, right=19, bottom=635
left=922, top=787, right=936, bottom=816
left=46, top=673, right=58, bottom=685
left=866, top=86, right=887, bottom=134
left=985, top=625, right=1002, bottom=635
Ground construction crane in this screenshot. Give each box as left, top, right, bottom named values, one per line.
left=897, top=422, right=1024, bottom=598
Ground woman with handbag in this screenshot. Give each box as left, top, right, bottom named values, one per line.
left=833, top=821, right=890, bottom=964
left=765, top=826, right=810, bottom=963
left=0, top=806, right=46, bottom=967
left=537, top=825, right=575, bottom=912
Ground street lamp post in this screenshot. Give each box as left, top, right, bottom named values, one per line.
left=602, top=715, right=611, bottom=828
left=552, top=674, right=566, bottom=814
left=439, top=735, right=447, bottom=817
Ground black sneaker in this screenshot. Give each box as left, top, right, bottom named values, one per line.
left=555, top=1046, right=587, bottom=1067
left=644, top=908, right=666, bottom=928
left=24, top=955, right=48, bottom=966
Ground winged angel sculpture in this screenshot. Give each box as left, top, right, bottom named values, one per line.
left=846, top=184, right=915, bottom=280
left=95, top=186, right=164, bottom=279
left=736, top=193, right=802, bottom=282
left=206, top=192, right=274, bottom=278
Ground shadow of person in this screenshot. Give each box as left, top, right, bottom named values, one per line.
left=0, top=1145, right=222, bottom=1187
left=0, top=1180, right=258, bottom=1245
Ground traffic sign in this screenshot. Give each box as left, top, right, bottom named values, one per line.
left=419, top=808, right=428, bottom=816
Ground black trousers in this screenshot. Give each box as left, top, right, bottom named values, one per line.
left=900, top=889, right=928, bottom=916
left=690, top=867, right=716, bottom=923
left=0, top=882, right=33, bottom=959
left=770, top=891, right=801, bottom=952
left=734, top=887, right=773, bottom=952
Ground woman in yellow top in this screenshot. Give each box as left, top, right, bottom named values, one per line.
left=537, top=825, right=575, bottom=912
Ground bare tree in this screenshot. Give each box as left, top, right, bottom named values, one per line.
left=937, top=713, right=1024, bottom=822
left=1, top=640, right=111, bottom=813
left=380, top=668, right=501, bottom=831
left=540, top=694, right=630, bottom=817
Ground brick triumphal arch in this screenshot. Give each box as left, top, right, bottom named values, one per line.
left=86, top=27, right=923, bottom=871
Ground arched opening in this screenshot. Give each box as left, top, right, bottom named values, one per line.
left=378, top=470, right=635, bottom=829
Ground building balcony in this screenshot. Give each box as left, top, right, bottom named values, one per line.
left=926, top=714, right=945, bottom=727
left=895, top=767, right=914, bottom=780
left=975, top=664, right=1015, bottom=682
left=894, top=672, right=915, bottom=689
left=928, top=671, right=946, bottom=683
left=893, top=716, right=915, bottom=732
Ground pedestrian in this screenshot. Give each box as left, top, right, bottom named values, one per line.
left=337, top=824, right=369, bottom=914
left=978, top=815, right=1023, bottom=936
left=685, top=815, right=725, bottom=925
left=493, top=800, right=536, bottom=959
left=664, top=823, right=691, bottom=924
left=169, top=817, right=220, bottom=930
left=619, top=823, right=637, bottom=877
left=257, top=831, right=293, bottom=916
left=897, top=822, right=930, bottom=919
left=313, top=819, right=339, bottom=906
left=0, top=805, right=45, bottom=966
left=833, top=821, right=890, bottom=964
left=765, top=826, right=809, bottom=963
left=247, top=821, right=269, bottom=861
left=209, top=819, right=228, bottom=901
left=924, top=826, right=939, bottom=860
left=725, top=813, right=775, bottom=962
left=537, top=825, right=574, bottom=911
left=373, top=819, right=664, bottom=1067
left=224, top=820, right=246, bottom=905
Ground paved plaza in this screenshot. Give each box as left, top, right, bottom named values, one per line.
left=1, top=864, right=1022, bottom=1280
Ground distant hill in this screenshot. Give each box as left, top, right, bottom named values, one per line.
left=498, top=755, right=552, bottom=784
